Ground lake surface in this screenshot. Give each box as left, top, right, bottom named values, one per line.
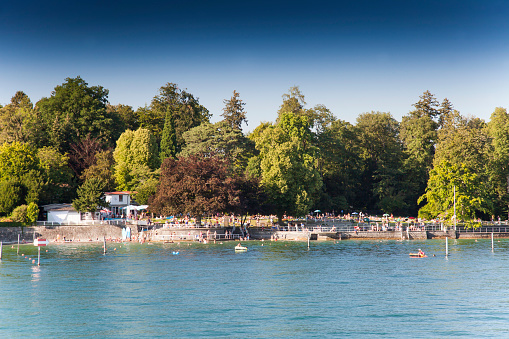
left=1, top=239, right=509, bottom=338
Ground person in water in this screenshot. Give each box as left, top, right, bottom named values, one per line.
left=418, top=249, right=425, bottom=256
left=237, top=243, right=242, bottom=247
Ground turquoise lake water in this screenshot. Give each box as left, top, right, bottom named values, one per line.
left=1, top=239, right=509, bottom=338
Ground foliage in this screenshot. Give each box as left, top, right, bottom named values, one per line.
left=221, top=90, right=247, bottom=130
left=113, top=128, right=159, bottom=190
left=72, top=177, right=108, bottom=217
left=256, top=112, right=322, bottom=222
left=159, top=110, right=177, bottom=161
left=355, top=112, right=409, bottom=214
left=10, top=205, right=29, bottom=223
left=27, top=202, right=39, bottom=223
left=81, top=150, right=116, bottom=192
left=36, top=76, right=118, bottom=152
left=418, top=161, right=488, bottom=221
left=180, top=120, right=256, bottom=173
left=149, top=156, right=240, bottom=223
left=0, top=179, right=24, bottom=216
left=138, top=83, right=211, bottom=152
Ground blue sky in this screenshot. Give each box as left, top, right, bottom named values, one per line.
left=1, top=0, right=509, bottom=131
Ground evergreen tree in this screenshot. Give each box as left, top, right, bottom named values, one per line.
left=159, top=110, right=177, bottom=161
left=221, top=90, right=247, bottom=130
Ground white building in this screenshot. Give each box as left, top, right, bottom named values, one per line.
left=104, top=191, right=133, bottom=217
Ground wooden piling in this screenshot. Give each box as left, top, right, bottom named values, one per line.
left=491, top=232, right=494, bottom=252
left=445, top=237, right=448, bottom=257
left=17, top=234, right=20, bottom=255
left=0, top=241, right=2, bottom=260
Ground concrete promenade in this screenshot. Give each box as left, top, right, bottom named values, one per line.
left=2, top=221, right=509, bottom=244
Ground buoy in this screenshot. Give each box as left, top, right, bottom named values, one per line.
left=32, top=260, right=35, bottom=264
left=114, top=248, right=117, bottom=251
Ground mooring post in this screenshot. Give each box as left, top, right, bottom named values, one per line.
left=307, top=233, right=310, bottom=250
left=445, top=236, right=449, bottom=257
left=17, top=234, right=20, bottom=255
left=37, top=246, right=41, bottom=266
left=0, top=241, right=3, bottom=260
left=491, top=232, right=494, bottom=252
left=103, top=237, right=107, bottom=254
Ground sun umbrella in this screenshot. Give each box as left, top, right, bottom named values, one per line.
left=351, top=212, right=359, bottom=215
left=383, top=213, right=389, bottom=217
left=314, top=210, right=321, bottom=213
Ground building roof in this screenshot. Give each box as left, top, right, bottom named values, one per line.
left=105, top=191, right=134, bottom=195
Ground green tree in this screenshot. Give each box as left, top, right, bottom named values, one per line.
left=316, top=119, right=361, bottom=212
left=113, top=128, right=159, bottom=191
left=180, top=120, right=256, bottom=173
left=418, top=161, right=488, bottom=224
left=486, top=107, right=509, bottom=218
left=72, top=177, right=108, bottom=218
left=138, top=83, right=211, bottom=152
left=27, top=202, right=39, bottom=223
left=256, top=112, right=322, bottom=223
left=221, top=90, right=247, bottom=130
left=36, top=76, right=118, bottom=152
left=11, top=205, right=29, bottom=222
left=159, top=110, right=177, bottom=161
left=107, top=104, right=139, bottom=132
left=0, top=91, right=35, bottom=144
left=355, top=112, right=408, bottom=214
left=0, top=179, right=24, bottom=216
left=37, top=146, right=75, bottom=204
left=81, top=150, right=116, bottom=192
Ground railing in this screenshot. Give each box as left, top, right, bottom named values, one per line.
left=154, top=233, right=241, bottom=241
left=36, top=220, right=126, bottom=226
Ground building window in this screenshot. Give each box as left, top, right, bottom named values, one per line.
left=119, top=195, right=123, bottom=202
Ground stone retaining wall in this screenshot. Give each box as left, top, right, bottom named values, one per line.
left=0, top=225, right=125, bottom=243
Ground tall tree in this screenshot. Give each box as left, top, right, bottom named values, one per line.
left=356, top=112, right=408, bottom=214
left=221, top=90, right=247, bottom=130
left=316, top=119, right=361, bottom=213
left=36, top=76, right=118, bottom=152
left=486, top=107, right=509, bottom=218
left=418, top=160, right=488, bottom=224
left=159, top=110, right=177, bottom=161
left=138, top=83, right=211, bottom=152
left=256, top=112, right=322, bottom=223
left=113, top=128, right=159, bottom=191
left=149, top=155, right=240, bottom=225
left=0, top=91, right=35, bottom=144
left=180, top=120, right=256, bottom=173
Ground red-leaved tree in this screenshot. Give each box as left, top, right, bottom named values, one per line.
left=149, top=155, right=240, bottom=225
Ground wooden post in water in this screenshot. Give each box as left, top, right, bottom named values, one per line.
left=445, top=237, right=449, bottom=257
left=103, top=237, right=107, bottom=254
left=17, top=234, right=20, bottom=255
left=307, top=233, right=310, bottom=250
left=37, top=246, right=40, bottom=266
left=0, top=241, right=2, bottom=260
left=491, top=232, right=494, bottom=252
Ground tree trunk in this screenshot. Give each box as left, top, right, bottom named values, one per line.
left=196, top=215, right=202, bottom=227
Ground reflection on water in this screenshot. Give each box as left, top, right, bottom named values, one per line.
left=1, top=239, right=509, bottom=337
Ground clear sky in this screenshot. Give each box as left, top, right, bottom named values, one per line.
left=1, top=0, right=508, bottom=131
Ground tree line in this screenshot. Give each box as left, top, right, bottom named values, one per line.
left=1, top=76, right=508, bottom=225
